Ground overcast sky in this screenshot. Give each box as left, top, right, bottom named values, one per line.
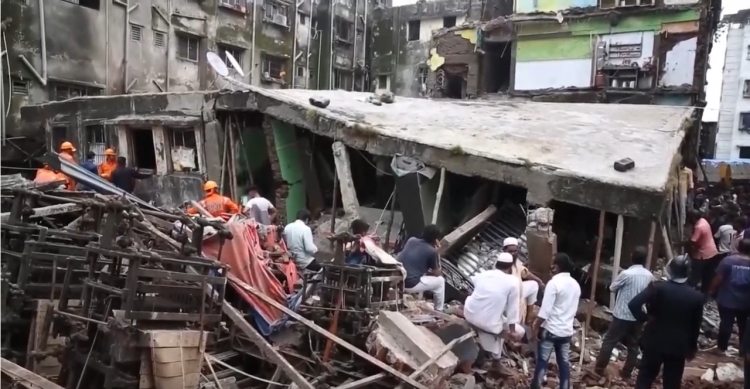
left=703, top=0, right=747, bottom=122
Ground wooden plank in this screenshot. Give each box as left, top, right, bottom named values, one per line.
left=439, top=205, right=497, bottom=254
left=334, top=374, right=387, bottom=389
left=222, top=302, right=315, bottom=389
left=393, top=331, right=475, bottom=389
left=232, top=279, right=430, bottom=389
left=1, top=357, right=65, bottom=389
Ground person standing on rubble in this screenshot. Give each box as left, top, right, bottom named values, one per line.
left=709, top=238, right=750, bottom=357
left=397, top=224, right=446, bottom=312
left=98, top=148, right=118, bottom=181
left=110, top=157, right=153, bottom=194
left=686, top=209, right=720, bottom=295
left=593, top=246, right=654, bottom=380
left=58, top=141, right=78, bottom=189
left=530, top=253, right=581, bottom=389
left=188, top=180, right=240, bottom=217
left=463, top=252, right=523, bottom=373
left=628, top=255, right=703, bottom=389
left=502, top=237, right=545, bottom=325
left=243, top=186, right=277, bottom=224
left=284, top=209, right=320, bottom=271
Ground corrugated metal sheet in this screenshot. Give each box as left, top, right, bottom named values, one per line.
left=442, top=203, right=528, bottom=293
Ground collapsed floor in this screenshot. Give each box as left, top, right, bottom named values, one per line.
left=0, top=166, right=746, bottom=389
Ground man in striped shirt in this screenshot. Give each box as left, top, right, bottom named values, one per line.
left=593, top=247, right=655, bottom=379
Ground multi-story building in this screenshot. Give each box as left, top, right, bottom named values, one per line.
left=374, top=0, right=720, bottom=104
left=0, top=0, right=369, bottom=162
left=715, top=9, right=750, bottom=160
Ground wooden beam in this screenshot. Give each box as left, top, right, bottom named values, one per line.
left=1, top=357, right=66, bottom=389
left=610, top=214, right=624, bottom=310
left=393, top=331, right=475, bottom=389
left=440, top=205, right=497, bottom=254
left=222, top=301, right=314, bottom=389
left=231, top=279, right=430, bottom=389
left=332, top=141, right=360, bottom=218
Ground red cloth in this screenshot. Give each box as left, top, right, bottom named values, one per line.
left=201, top=219, right=286, bottom=324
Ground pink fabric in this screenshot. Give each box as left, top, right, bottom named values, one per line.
left=202, top=219, right=287, bottom=323
left=691, top=218, right=718, bottom=260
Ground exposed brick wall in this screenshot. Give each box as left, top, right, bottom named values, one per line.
left=430, top=32, right=480, bottom=97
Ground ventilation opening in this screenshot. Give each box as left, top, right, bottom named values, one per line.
left=154, top=31, right=166, bottom=47
left=12, top=80, right=28, bottom=95
left=130, top=25, right=142, bottom=41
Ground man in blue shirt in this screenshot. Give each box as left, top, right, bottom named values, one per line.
left=397, top=224, right=445, bottom=312
left=80, top=151, right=98, bottom=176
left=710, top=238, right=750, bottom=356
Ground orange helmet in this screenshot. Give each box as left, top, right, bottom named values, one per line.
left=105, top=148, right=116, bottom=156
left=60, top=141, right=76, bottom=152
left=203, top=181, right=218, bottom=192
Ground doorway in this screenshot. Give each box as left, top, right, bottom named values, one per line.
left=483, top=41, right=513, bottom=94
left=130, top=129, right=157, bottom=170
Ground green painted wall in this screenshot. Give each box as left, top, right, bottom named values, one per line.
left=270, top=120, right=307, bottom=222
left=516, top=36, right=592, bottom=62
left=517, top=9, right=700, bottom=36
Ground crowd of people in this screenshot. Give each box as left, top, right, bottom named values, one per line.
left=395, top=218, right=749, bottom=389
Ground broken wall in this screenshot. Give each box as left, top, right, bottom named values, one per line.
left=371, top=0, right=482, bottom=97
left=428, top=27, right=480, bottom=98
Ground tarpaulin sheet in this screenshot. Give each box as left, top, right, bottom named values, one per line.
left=201, top=219, right=289, bottom=332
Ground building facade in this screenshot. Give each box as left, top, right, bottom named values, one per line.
left=374, top=0, right=720, bottom=103
left=715, top=10, right=750, bottom=160
left=0, top=0, right=369, bottom=162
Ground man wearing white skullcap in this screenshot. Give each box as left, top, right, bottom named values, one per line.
left=463, top=251, right=525, bottom=372
left=503, top=237, right=545, bottom=325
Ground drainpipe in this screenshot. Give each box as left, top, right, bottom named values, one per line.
left=306, top=0, right=312, bottom=89
left=329, top=0, right=335, bottom=89
left=292, top=0, right=299, bottom=88
left=39, top=0, right=48, bottom=84
left=251, top=0, right=257, bottom=86
left=361, top=0, right=367, bottom=91
left=124, top=0, right=130, bottom=93
left=166, top=0, right=172, bottom=91
left=351, top=0, right=357, bottom=91
left=317, top=29, right=323, bottom=89
left=105, top=0, right=109, bottom=93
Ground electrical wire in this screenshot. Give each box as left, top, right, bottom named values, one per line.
left=355, top=149, right=392, bottom=176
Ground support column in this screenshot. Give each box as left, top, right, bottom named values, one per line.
left=264, top=118, right=307, bottom=224
left=332, top=141, right=360, bottom=219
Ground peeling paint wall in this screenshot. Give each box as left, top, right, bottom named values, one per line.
left=515, top=0, right=597, bottom=14
left=371, top=0, right=483, bottom=97
left=514, top=36, right=593, bottom=90
left=1, top=0, right=354, bottom=162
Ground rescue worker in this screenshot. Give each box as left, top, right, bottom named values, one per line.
left=33, top=164, right=66, bottom=188
left=628, top=254, right=704, bottom=389
left=58, top=141, right=77, bottom=189
left=98, top=148, right=118, bottom=180
left=188, top=181, right=240, bottom=218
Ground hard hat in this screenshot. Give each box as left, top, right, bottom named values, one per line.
left=60, top=141, right=76, bottom=152
left=105, top=148, right=116, bottom=156
left=204, top=181, right=218, bottom=191
left=666, top=254, right=691, bottom=283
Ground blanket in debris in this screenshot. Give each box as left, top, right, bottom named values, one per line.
left=201, top=218, right=295, bottom=335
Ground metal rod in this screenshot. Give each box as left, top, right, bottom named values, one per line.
left=384, top=186, right=396, bottom=253
left=329, top=170, right=339, bottom=250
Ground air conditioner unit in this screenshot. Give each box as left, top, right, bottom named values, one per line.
left=274, top=14, right=288, bottom=26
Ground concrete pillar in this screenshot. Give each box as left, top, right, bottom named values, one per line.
left=265, top=118, right=307, bottom=224
left=332, top=141, right=360, bottom=218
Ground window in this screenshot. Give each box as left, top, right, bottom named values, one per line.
left=443, top=16, right=456, bottom=28
left=130, top=25, right=142, bottom=41
left=747, top=45, right=750, bottom=60
left=154, top=31, right=166, bottom=47
left=177, top=35, right=200, bottom=62
left=60, top=0, right=100, bottom=10
left=51, top=127, right=67, bottom=152
left=218, top=45, right=244, bottom=69
left=262, top=55, right=286, bottom=80
left=299, top=14, right=307, bottom=25
left=377, top=75, right=388, bottom=89
left=85, top=125, right=107, bottom=164
left=219, top=0, right=243, bottom=7
left=169, top=128, right=199, bottom=172
left=335, top=17, right=352, bottom=42
left=418, top=67, right=428, bottom=87
left=407, top=20, right=420, bottom=41
left=130, top=129, right=157, bottom=170
left=264, top=2, right=289, bottom=27
left=745, top=80, right=750, bottom=97
left=333, top=69, right=352, bottom=90
left=741, top=113, right=750, bottom=131
left=11, top=79, right=28, bottom=95
left=50, top=82, right=101, bottom=101
left=297, top=66, right=305, bottom=77
left=740, top=147, right=750, bottom=159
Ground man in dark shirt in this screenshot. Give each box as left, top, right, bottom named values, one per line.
left=80, top=151, right=98, bottom=175
left=743, top=316, right=749, bottom=389
left=710, top=238, right=750, bottom=356
left=110, top=157, right=152, bottom=194
left=628, top=255, right=704, bottom=389
left=397, top=224, right=445, bottom=312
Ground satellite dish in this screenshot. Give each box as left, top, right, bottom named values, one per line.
left=225, top=51, right=245, bottom=78
left=206, top=52, right=228, bottom=77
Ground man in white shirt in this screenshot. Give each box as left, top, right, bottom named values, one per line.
left=283, top=209, right=320, bottom=271
left=243, top=186, right=277, bottom=225
left=531, top=253, right=581, bottom=389
left=463, top=252, right=524, bottom=372
left=503, top=237, right=545, bottom=325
